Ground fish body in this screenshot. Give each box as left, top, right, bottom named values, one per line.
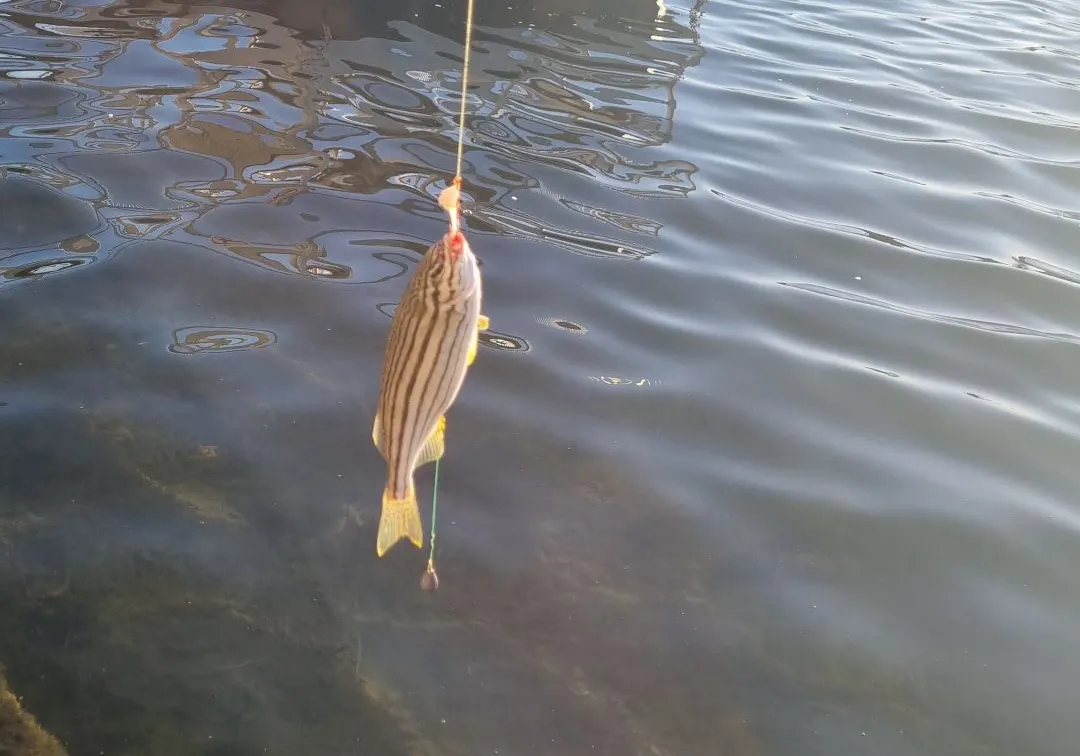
left=372, top=227, right=487, bottom=557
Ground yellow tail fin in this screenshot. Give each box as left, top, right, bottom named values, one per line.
left=376, top=486, right=423, bottom=557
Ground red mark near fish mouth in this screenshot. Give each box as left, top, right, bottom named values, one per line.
left=448, top=231, right=465, bottom=259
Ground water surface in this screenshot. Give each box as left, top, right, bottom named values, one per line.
left=2, top=0, right=1080, bottom=754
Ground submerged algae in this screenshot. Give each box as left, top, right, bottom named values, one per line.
left=0, top=670, right=68, bottom=756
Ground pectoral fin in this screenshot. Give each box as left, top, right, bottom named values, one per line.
left=465, top=314, right=489, bottom=367
left=415, top=415, right=446, bottom=468
left=372, top=412, right=384, bottom=454
left=466, top=332, right=479, bottom=366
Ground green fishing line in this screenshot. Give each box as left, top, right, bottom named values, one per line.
left=428, top=456, right=440, bottom=564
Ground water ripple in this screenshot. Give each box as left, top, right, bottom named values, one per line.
left=781, top=281, right=1080, bottom=347
left=4, top=0, right=1080, bottom=753
left=0, top=2, right=707, bottom=280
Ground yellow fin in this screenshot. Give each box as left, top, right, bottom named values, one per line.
left=467, top=314, right=489, bottom=366
left=416, top=415, right=446, bottom=468
left=376, top=486, right=423, bottom=557
left=372, top=412, right=383, bottom=453
left=466, top=331, right=478, bottom=366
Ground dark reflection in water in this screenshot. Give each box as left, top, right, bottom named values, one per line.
left=0, top=0, right=703, bottom=280
left=537, top=316, right=587, bottom=334
left=5, top=0, right=1080, bottom=754
left=169, top=326, right=277, bottom=354
left=477, top=329, right=531, bottom=353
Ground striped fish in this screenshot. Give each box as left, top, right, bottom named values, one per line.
left=371, top=227, right=488, bottom=557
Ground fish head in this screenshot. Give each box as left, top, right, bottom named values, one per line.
left=441, top=229, right=474, bottom=267
left=424, top=229, right=479, bottom=302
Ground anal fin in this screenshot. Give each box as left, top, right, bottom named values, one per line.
left=415, top=415, right=446, bottom=468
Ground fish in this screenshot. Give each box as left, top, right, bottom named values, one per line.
left=371, top=202, right=489, bottom=557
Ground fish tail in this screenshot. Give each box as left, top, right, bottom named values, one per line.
left=376, top=485, right=423, bottom=557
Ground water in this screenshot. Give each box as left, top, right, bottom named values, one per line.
left=2, top=0, right=1079, bottom=753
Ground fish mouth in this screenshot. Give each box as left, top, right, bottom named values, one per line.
left=446, top=230, right=466, bottom=261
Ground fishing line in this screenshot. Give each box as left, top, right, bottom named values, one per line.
left=421, top=456, right=442, bottom=592
left=439, top=0, right=476, bottom=234
left=424, top=0, right=477, bottom=594
left=453, top=0, right=476, bottom=188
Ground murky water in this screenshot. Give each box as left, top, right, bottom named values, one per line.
left=2, top=0, right=1080, bottom=753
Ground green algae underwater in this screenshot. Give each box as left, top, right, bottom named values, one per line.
left=0, top=670, right=67, bottom=756
left=0, top=278, right=761, bottom=755
left=0, top=293, right=443, bottom=755
left=0, top=312, right=977, bottom=756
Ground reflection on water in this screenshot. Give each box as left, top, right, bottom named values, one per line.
left=5, top=257, right=90, bottom=280
left=537, top=316, right=588, bottom=334
left=2, top=0, right=706, bottom=281
left=588, top=375, right=661, bottom=387
left=5, top=0, right=1080, bottom=754
left=168, top=326, right=277, bottom=354
left=477, top=329, right=530, bottom=353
